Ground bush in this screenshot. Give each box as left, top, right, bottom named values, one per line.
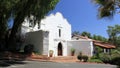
left=24, top=44, right=34, bottom=54
left=77, top=52, right=88, bottom=62
left=89, top=55, right=103, bottom=63
left=109, top=49, right=120, bottom=67
left=99, top=53, right=111, bottom=63
left=77, top=52, right=82, bottom=61
left=91, top=55, right=98, bottom=59
left=111, top=57, right=120, bottom=65
left=111, top=50, right=120, bottom=58
left=82, top=55, right=88, bottom=62
left=88, top=59, right=103, bottom=63
left=33, top=50, right=41, bottom=55
left=77, top=55, right=82, bottom=61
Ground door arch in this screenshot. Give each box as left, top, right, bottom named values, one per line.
left=58, top=42, right=63, bottom=56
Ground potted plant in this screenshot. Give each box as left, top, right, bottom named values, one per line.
left=71, top=48, right=75, bottom=56
left=49, top=50, right=54, bottom=57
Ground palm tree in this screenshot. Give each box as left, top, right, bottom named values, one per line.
left=93, top=0, right=120, bottom=18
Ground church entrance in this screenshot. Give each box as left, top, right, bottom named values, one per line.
left=58, top=42, right=63, bottom=56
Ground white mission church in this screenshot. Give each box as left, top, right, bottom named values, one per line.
left=21, top=12, right=94, bottom=57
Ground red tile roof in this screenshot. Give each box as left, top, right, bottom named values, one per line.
left=93, top=40, right=116, bottom=49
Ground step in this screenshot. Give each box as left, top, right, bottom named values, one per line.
left=50, top=56, right=78, bottom=60
left=31, top=55, right=49, bottom=60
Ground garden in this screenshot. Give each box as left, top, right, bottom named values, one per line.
left=77, top=46, right=120, bottom=67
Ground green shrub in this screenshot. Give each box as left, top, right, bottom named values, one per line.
left=88, top=59, right=103, bottom=63
left=77, top=55, right=82, bottom=61
left=111, top=57, right=120, bottom=65
left=109, top=49, right=120, bottom=67
left=24, top=44, right=34, bottom=54
left=111, top=50, right=120, bottom=58
left=77, top=52, right=88, bottom=62
left=33, top=51, right=41, bottom=55
left=95, top=46, right=103, bottom=55
left=77, top=52, right=82, bottom=61
left=91, top=55, right=98, bottom=59
left=82, top=55, right=88, bottom=62
left=99, top=53, right=111, bottom=63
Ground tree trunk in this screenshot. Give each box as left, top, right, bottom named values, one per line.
left=6, top=0, right=41, bottom=51
left=7, top=13, right=25, bottom=52
left=6, top=0, right=31, bottom=51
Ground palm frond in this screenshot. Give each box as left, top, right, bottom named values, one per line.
left=94, top=0, right=116, bottom=18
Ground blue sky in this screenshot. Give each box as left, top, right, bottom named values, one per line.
left=51, top=0, right=120, bottom=38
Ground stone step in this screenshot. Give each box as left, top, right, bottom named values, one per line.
left=50, top=56, right=78, bottom=60
left=31, top=55, right=49, bottom=60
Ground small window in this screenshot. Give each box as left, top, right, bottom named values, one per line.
left=59, top=29, right=61, bottom=37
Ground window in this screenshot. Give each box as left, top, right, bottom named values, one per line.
left=103, top=48, right=110, bottom=53
left=59, top=29, right=61, bottom=37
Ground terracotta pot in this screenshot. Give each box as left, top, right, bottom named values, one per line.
left=49, top=54, right=53, bottom=57
left=49, top=50, right=53, bottom=57
left=71, top=51, right=75, bottom=56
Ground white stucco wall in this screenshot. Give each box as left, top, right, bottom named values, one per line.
left=21, top=12, right=71, bottom=57
left=39, top=12, right=71, bottom=56
left=25, top=30, right=49, bottom=55
left=25, top=30, right=44, bottom=54
left=67, top=39, right=93, bottom=57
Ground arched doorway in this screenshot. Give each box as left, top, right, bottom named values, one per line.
left=58, top=42, right=63, bottom=56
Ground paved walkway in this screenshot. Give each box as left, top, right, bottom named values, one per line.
left=0, top=61, right=117, bottom=68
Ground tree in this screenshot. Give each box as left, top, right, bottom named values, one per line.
left=72, top=31, right=80, bottom=36
left=93, top=0, right=120, bottom=18
left=0, top=0, right=18, bottom=50
left=107, top=26, right=117, bottom=45
left=92, top=34, right=108, bottom=42
left=107, top=25, right=120, bottom=47
left=0, top=0, right=10, bottom=41
left=81, top=31, right=92, bottom=38
left=0, top=0, right=59, bottom=51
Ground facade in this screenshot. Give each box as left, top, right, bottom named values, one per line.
left=22, top=12, right=94, bottom=57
